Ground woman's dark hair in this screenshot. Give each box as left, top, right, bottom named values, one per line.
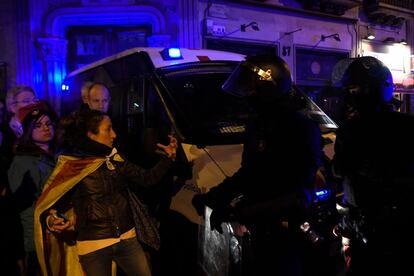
left=15, top=101, right=58, bottom=155
left=57, top=106, right=106, bottom=149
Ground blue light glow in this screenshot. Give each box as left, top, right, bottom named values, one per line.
left=160, top=48, right=183, bottom=60
left=315, top=189, right=330, bottom=201
left=168, top=48, right=181, bottom=58
left=61, top=84, right=69, bottom=91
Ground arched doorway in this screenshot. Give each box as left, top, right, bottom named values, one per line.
left=37, top=5, right=170, bottom=114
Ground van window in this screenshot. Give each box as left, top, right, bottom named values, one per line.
left=157, top=62, right=250, bottom=146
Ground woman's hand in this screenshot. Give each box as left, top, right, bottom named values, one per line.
left=156, top=135, right=177, bottom=159
left=46, top=209, right=72, bottom=233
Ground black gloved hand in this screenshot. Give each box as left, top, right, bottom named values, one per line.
left=209, top=206, right=238, bottom=234
left=192, top=194, right=208, bottom=217
left=209, top=209, right=225, bottom=234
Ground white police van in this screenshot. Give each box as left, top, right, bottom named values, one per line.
left=62, top=47, right=252, bottom=216
left=62, top=47, right=339, bottom=275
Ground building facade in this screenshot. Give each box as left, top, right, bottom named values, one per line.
left=0, top=0, right=413, bottom=114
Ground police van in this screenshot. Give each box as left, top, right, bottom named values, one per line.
left=62, top=47, right=339, bottom=275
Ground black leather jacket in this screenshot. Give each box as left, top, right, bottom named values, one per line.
left=58, top=138, right=172, bottom=241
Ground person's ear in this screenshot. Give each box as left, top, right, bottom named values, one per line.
left=87, top=131, right=95, bottom=140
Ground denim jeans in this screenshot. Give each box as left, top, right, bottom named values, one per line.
left=78, top=237, right=152, bottom=276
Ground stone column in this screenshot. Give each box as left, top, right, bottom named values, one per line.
left=178, top=0, right=201, bottom=48
left=37, top=37, right=68, bottom=115
left=15, top=0, right=32, bottom=86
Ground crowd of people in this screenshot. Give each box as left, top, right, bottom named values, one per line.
left=0, top=83, right=177, bottom=276
left=0, top=54, right=413, bottom=276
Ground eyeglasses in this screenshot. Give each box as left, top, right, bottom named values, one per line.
left=12, top=98, right=39, bottom=106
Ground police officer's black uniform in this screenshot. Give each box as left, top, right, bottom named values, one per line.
left=193, top=55, right=323, bottom=276
left=333, top=56, right=414, bottom=275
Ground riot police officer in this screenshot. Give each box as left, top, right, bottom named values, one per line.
left=192, top=54, right=323, bottom=275
left=332, top=56, right=414, bottom=275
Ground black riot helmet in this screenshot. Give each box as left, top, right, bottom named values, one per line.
left=222, top=55, right=292, bottom=103
left=332, top=56, right=394, bottom=116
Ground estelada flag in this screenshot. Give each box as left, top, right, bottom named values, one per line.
left=34, top=154, right=108, bottom=276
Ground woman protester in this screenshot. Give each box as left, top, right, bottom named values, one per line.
left=34, top=107, right=177, bottom=276
left=8, top=100, right=58, bottom=276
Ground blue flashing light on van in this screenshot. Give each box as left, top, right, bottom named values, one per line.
left=160, top=47, right=183, bottom=60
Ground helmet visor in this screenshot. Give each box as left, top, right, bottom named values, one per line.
left=222, top=62, right=257, bottom=98
left=331, top=58, right=355, bottom=87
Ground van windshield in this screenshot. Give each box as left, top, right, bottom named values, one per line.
left=158, top=62, right=250, bottom=145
